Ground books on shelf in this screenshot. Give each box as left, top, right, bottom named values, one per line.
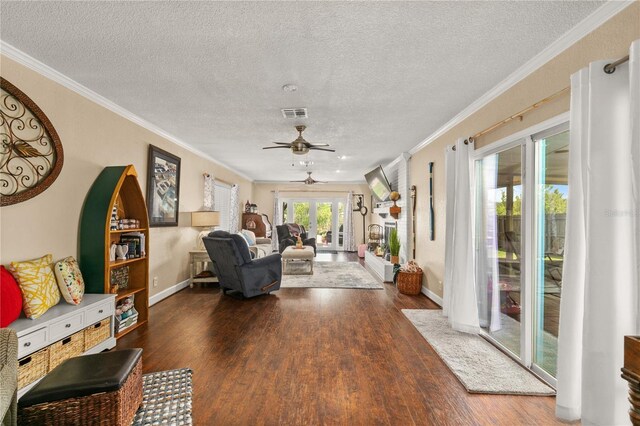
left=120, top=232, right=146, bottom=259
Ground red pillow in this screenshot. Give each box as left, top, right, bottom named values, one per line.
left=1, top=266, right=23, bottom=327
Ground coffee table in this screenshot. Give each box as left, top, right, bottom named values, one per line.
left=282, top=246, right=314, bottom=275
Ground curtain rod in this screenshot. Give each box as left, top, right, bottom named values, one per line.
left=203, top=173, right=233, bottom=187
left=604, top=55, right=630, bottom=74
left=450, top=53, right=630, bottom=150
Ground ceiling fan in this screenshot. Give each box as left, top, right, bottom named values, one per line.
left=290, top=171, right=327, bottom=185
left=263, top=125, right=335, bottom=155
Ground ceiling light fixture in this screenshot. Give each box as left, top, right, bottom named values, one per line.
left=337, top=155, right=347, bottom=160
left=282, top=84, right=298, bottom=93
left=300, top=160, right=314, bottom=167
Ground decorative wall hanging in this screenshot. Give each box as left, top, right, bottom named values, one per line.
left=429, top=162, right=435, bottom=241
left=0, top=78, right=64, bottom=206
left=146, top=144, right=181, bottom=227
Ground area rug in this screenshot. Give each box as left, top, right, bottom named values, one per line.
left=280, top=261, right=383, bottom=289
left=402, top=310, right=555, bottom=395
left=132, top=368, right=193, bottom=425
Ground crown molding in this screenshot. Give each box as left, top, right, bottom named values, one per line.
left=384, top=152, right=411, bottom=170
left=408, top=0, right=635, bottom=155
left=0, top=40, right=255, bottom=183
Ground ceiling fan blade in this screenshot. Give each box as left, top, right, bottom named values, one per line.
left=289, top=180, right=307, bottom=183
left=308, top=147, right=336, bottom=152
left=262, top=146, right=291, bottom=150
left=309, top=143, right=330, bottom=147
left=272, top=142, right=292, bottom=145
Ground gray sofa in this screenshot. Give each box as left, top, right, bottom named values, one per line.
left=0, top=329, right=17, bottom=426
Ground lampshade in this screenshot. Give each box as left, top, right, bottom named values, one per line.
left=191, top=211, right=220, bottom=227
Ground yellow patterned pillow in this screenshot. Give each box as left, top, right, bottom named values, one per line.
left=10, top=254, right=61, bottom=319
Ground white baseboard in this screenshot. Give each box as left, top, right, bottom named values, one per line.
left=149, top=279, right=190, bottom=306
left=421, top=286, right=443, bottom=307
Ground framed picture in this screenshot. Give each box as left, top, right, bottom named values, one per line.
left=146, top=144, right=181, bottom=227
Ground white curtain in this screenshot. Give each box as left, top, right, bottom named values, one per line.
left=443, top=138, right=480, bottom=334
left=272, top=191, right=282, bottom=252
left=556, top=40, right=639, bottom=425
left=229, top=184, right=240, bottom=233
left=343, top=192, right=357, bottom=252
left=203, top=174, right=215, bottom=210
left=475, top=154, right=502, bottom=332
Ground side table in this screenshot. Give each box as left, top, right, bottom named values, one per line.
left=189, top=250, right=218, bottom=288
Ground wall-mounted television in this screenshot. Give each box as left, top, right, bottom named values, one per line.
left=365, top=166, right=392, bottom=202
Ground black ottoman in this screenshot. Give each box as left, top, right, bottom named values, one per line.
left=18, top=349, right=143, bottom=425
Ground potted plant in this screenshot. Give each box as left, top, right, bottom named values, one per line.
left=389, top=228, right=400, bottom=264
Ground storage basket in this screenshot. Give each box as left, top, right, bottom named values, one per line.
left=115, top=307, right=139, bottom=335
left=84, top=318, right=111, bottom=351
left=18, top=347, right=49, bottom=389
left=397, top=269, right=423, bottom=295
left=49, top=330, right=85, bottom=370
left=18, top=354, right=143, bottom=426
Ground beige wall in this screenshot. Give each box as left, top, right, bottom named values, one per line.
left=411, top=3, right=640, bottom=299
left=0, top=55, right=253, bottom=296
left=252, top=183, right=372, bottom=247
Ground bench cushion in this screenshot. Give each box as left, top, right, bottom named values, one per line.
left=19, top=348, right=142, bottom=407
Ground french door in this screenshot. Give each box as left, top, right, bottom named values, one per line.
left=474, top=118, right=569, bottom=385
left=282, top=198, right=345, bottom=251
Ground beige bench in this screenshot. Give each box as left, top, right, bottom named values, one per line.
left=282, top=246, right=314, bottom=275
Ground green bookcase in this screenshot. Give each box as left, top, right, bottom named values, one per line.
left=79, top=165, right=149, bottom=338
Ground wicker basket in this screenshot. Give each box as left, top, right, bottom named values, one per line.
left=49, top=330, right=85, bottom=370
left=397, top=269, right=423, bottom=295
left=18, top=356, right=143, bottom=425
left=84, top=318, right=111, bottom=351
left=18, top=347, right=49, bottom=389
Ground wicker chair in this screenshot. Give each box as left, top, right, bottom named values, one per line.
left=0, top=329, right=18, bottom=426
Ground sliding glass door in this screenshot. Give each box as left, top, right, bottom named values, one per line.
left=475, top=144, right=524, bottom=357
left=474, top=121, right=569, bottom=385
left=532, top=129, right=569, bottom=378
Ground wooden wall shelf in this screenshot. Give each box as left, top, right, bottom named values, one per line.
left=79, top=165, right=149, bottom=338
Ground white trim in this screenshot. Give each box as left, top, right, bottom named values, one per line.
left=408, top=1, right=633, bottom=155
left=149, top=279, right=190, bottom=306
left=0, top=41, right=255, bottom=183
left=384, top=152, right=412, bottom=171
left=472, top=112, right=570, bottom=159
left=421, top=285, right=443, bottom=307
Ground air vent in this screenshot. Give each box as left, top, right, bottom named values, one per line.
left=281, top=108, right=308, bottom=119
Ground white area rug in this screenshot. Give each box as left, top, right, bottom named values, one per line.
left=402, top=309, right=555, bottom=395
left=281, top=261, right=383, bottom=289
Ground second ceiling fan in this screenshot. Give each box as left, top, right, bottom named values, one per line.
left=263, top=125, right=335, bottom=155
left=290, top=171, right=327, bottom=185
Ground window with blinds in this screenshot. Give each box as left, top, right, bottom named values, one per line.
left=214, top=182, right=232, bottom=231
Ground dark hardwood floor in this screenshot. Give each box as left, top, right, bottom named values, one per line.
left=117, top=253, right=560, bottom=425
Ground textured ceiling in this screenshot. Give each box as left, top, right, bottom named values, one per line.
left=0, top=1, right=603, bottom=182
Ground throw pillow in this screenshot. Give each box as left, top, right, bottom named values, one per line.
left=241, top=229, right=256, bottom=246
left=236, top=232, right=250, bottom=247
left=54, top=256, right=85, bottom=305
left=0, top=266, right=23, bottom=327
left=10, top=254, right=61, bottom=319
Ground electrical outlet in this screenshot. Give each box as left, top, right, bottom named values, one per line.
left=153, top=277, right=158, bottom=287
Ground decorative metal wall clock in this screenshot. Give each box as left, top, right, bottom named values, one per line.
left=0, top=78, right=64, bottom=206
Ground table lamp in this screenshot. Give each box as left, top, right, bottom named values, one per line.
left=191, top=211, right=220, bottom=250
